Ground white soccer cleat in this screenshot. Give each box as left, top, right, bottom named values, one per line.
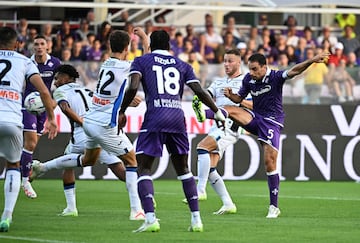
left=30, top=160, right=46, bottom=180
left=266, top=205, right=281, bottom=218
left=182, top=192, right=207, bottom=204
left=213, top=203, right=237, bottom=215
left=130, top=210, right=145, bottom=221
left=58, top=208, right=78, bottom=217
left=133, top=219, right=160, bottom=233
left=188, top=221, right=203, bottom=232
left=22, top=180, right=37, bottom=199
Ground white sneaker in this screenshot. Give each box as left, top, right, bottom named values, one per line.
left=58, top=208, right=78, bottom=217
left=133, top=219, right=160, bottom=233
left=213, top=204, right=237, bottom=215
left=266, top=205, right=280, bottom=218
left=130, top=210, right=145, bottom=221
left=338, top=96, right=346, bottom=103
left=182, top=192, right=207, bottom=204
left=22, top=180, right=37, bottom=199
left=30, top=160, right=46, bottom=180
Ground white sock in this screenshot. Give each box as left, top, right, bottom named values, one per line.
left=44, top=154, right=81, bottom=171
left=209, top=169, right=233, bottom=206
left=64, top=187, right=76, bottom=211
left=191, top=211, right=202, bottom=225
left=145, top=212, right=156, bottom=224
left=125, top=169, right=142, bottom=211
left=2, top=169, right=21, bottom=221
left=196, top=150, right=210, bottom=195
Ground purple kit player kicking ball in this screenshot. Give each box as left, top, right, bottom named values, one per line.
left=21, top=35, right=61, bottom=198
left=194, top=52, right=330, bottom=218
left=119, top=30, right=225, bottom=233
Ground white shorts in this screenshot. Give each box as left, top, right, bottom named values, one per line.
left=83, top=122, right=133, bottom=157
left=207, top=118, right=245, bottom=160
left=0, top=125, right=23, bottom=163
left=64, top=127, right=120, bottom=165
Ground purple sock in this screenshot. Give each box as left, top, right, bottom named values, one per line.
left=20, top=150, right=33, bottom=177
left=267, top=174, right=280, bottom=207
left=182, top=176, right=199, bottom=212
left=137, top=177, right=155, bottom=213
left=205, top=107, right=228, bottom=119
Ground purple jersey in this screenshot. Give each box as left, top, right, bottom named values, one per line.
left=24, top=54, right=61, bottom=98
left=238, top=68, right=288, bottom=125
left=130, top=50, right=200, bottom=133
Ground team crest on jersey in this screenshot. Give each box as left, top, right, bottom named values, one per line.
left=48, top=61, right=54, bottom=67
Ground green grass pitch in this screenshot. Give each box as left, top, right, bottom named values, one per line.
left=0, top=180, right=359, bottom=242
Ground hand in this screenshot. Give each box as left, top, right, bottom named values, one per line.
left=43, top=119, right=58, bottom=140
left=129, top=95, right=142, bottom=107
left=314, top=52, right=330, bottom=64
left=223, top=87, right=233, bottom=98
left=214, top=109, right=226, bottom=131
left=118, top=112, right=127, bottom=134
left=134, top=27, right=147, bottom=39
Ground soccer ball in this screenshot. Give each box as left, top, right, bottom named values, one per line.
left=24, top=91, right=45, bottom=115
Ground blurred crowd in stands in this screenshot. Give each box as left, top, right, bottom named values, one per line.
left=13, top=10, right=360, bottom=104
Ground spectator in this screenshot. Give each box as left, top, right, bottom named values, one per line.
left=16, top=18, right=28, bottom=41
left=86, top=39, right=103, bottom=61
left=188, top=50, right=201, bottom=78
left=316, top=26, right=338, bottom=49
left=124, top=21, right=139, bottom=45
left=96, top=21, right=112, bottom=51
left=286, top=25, right=300, bottom=48
left=61, top=47, right=72, bottom=62
left=55, top=19, right=74, bottom=54
left=283, top=15, right=298, bottom=27
left=197, top=32, right=215, bottom=63
left=127, top=37, right=142, bottom=61
left=328, top=42, right=348, bottom=67
left=303, top=26, right=316, bottom=49
left=86, top=10, right=96, bottom=31
left=295, top=37, right=308, bottom=62
left=204, top=23, right=223, bottom=52
left=243, top=26, right=262, bottom=50
left=329, top=59, right=356, bottom=103
left=221, top=16, right=242, bottom=43
left=184, top=24, right=200, bottom=51
left=40, top=23, right=54, bottom=42
left=75, top=19, right=92, bottom=45
left=286, top=45, right=301, bottom=65
left=258, top=14, right=269, bottom=27
left=178, top=39, right=204, bottom=64
left=302, top=48, right=329, bottom=104
left=338, top=25, right=360, bottom=55
left=70, top=40, right=86, bottom=61
left=16, top=35, right=30, bottom=57
left=170, top=31, right=184, bottom=57
left=275, top=34, right=287, bottom=55
left=334, top=13, right=357, bottom=38
left=25, top=27, right=38, bottom=56
left=236, top=41, right=247, bottom=60
left=215, top=31, right=237, bottom=63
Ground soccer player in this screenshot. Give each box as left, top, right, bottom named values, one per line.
left=21, top=34, right=61, bottom=199
left=183, top=49, right=252, bottom=215
left=119, top=30, right=226, bottom=233
left=0, top=26, right=58, bottom=232
left=31, top=64, right=144, bottom=220
left=195, top=52, right=330, bottom=218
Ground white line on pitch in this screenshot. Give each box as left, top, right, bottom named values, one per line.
left=0, top=235, right=84, bottom=243
left=242, top=194, right=360, bottom=201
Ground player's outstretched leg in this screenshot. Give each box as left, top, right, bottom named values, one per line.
left=266, top=172, right=281, bottom=218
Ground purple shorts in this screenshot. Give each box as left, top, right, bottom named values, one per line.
left=243, top=112, right=283, bottom=150
left=135, top=131, right=189, bottom=157
left=22, top=109, right=47, bottom=134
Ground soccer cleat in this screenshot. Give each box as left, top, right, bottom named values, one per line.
left=266, top=205, right=281, bottom=218
left=30, top=160, right=46, bottom=180
left=133, top=219, right=160, bottom=233
left=0, top=218, right=11, bottom=232
left=182, top=192, right=207, bottom=204
left=22, top=180, right=37, bottom=199
left=58, top=208, right=78, bottom=217
left=130, top=210, right=145, bottom=221
left=213, top=204, right=237, bottom=215
left=188, top=222, right=203, bottom=232
left=192, top=95, right=206, bottom=122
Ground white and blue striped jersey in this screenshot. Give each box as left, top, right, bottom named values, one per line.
left=85, top=57, right=130, bottom=127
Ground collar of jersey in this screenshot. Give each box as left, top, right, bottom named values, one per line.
left=152, top=50, right=172, bottom=56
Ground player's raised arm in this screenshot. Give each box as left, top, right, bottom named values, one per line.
left=286, top=52, right=330, bottom=79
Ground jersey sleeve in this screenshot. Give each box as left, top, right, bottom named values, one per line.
left=25, top=60, right=40, bottom=80
left=53, top=86, right=68, bottom=104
